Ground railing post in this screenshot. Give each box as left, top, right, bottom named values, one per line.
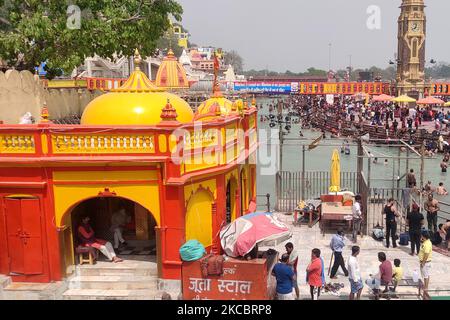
left=301, top=145, right=305, bottom=201
left=266, top=193, right=271, bottom=213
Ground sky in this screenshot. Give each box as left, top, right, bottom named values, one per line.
left=176, top=0, right=448, bottom=72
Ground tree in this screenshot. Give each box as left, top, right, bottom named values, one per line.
left=224, top=50, right=243, bottom=74
left=0, top=0, right=183, bottom=79
left=156, top=30, right=184, bottom=58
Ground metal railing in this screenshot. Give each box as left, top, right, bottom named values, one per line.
left=366, top=187, right=414, bottom=234
left=256, top=194, right=271, bottom=212
left=276, top=171, right=358, bottom=211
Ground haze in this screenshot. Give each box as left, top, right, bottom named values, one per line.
left=177, top=0, right=448, bottom=72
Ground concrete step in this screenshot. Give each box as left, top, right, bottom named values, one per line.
left=68, top=275, right=158, bottom=290
left=1, top=281, right=67, bottom=300
left=77, top=267, right=157, bottom=277
left=62, top=288, right=158, bottom=300
left=76, top=264, right=157, bottom=277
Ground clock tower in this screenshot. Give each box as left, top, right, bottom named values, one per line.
left=396, top=0, right=427, bottom=98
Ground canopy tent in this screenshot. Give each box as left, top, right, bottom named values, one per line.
left=417, top=96, right=444, bottom=105
left=392, top=95, right=416, bottom=103
left=372, top=94, right=393, bottom=102
left=220, top=212, right=292, bottom=258
left=329, top=149, right=341, bottom=193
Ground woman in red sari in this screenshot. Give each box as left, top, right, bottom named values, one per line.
left=78, top=215, right=123, bottom=263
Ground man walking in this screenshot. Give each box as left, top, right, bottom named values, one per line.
left=306, top=248, right=323, bottom=300
left=329, top=228, right=349, bottom=279
left=407, top=203, right=425, bottom=255
left=272, top=253, right=295, bottom=300
left=424, top=194, right=439, bottom=233
left=419, top=232, right=432, bottom=292
left=347, top=246, right=363, bottom=300
left=352, top=195, right=363, bottom=242
left=383, top=198, right=400, bottom=248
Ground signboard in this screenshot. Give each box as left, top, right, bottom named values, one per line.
left=291, top=82, right=299, bottom=93
left=182, top=258, right=272, bottom=300
left=233, top=82, right=292, bottom=94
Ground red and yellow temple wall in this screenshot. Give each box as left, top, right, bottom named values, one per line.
left=0, top=110, right=258, bottom=283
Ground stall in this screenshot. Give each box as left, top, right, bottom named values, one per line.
left=182, top=256, right=277, bottom=300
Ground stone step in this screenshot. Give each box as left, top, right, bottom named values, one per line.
left=1, top=281, right=67, bottom=300
left=68, top=275, right=158, bottom=290
left=62, top=288, right=158, bottom=300
left=76, top=265, right=157, bottom=277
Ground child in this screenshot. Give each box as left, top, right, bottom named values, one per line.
left=392, top=259, right=403, bottom=292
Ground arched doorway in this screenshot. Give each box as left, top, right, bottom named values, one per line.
left=61, top=196, right=158, bottom=275
left=240, top=169, right=248, bottom=213
left=185, top=188, right=214, bottom=248
left=225, top=177, right=238, bottom=223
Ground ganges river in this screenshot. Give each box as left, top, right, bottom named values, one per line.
left=255, top=97, right=450, bottom=217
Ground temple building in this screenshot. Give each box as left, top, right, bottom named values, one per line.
left=155, top=49, right=190, bottom=90
left=0, top=50, right=258, bottom=286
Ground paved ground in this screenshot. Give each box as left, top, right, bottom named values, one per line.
left=262, top=212, right=450, bottom=300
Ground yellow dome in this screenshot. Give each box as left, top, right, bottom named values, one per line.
left=155, top=49, right=189, bottom=89
left=81, top=50, right=194, bottom=126
left=193, top=96, right=236, bottom=121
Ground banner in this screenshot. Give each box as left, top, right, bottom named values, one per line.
left=233, top=82, right=291, bottom=94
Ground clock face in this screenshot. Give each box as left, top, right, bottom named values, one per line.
left=411, top=22, right=420, bottom=32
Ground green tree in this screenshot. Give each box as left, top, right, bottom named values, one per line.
left=304, top=67, right=327, bottom=77
left=224, top=50, right=244, bottom=74
left=156, top=29, right=184, bottom=58
left=0, top=0, right=183, bottom=79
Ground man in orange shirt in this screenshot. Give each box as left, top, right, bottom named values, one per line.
left=306, top=248, right=323, bottom=300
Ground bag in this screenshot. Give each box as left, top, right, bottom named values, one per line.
left=399, top=233, right=409, bottom=246
left=200, top=254, right=224, bottom=277
left=179, top=240, right=206, bottom=262
left=372, top=228, right=384, bottom=241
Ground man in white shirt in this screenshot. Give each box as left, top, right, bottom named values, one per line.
left=110, top=208, right=131, bottom=249
left=347, top=245, right=363, bottom=300
left=352, top=195, right=363, bottom=242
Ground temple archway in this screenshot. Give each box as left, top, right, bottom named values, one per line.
left=60, top=195, right=158, bottom=276
left=240, top=168, right=248, bottom=213
left=226, top=176, right=238, bottom=222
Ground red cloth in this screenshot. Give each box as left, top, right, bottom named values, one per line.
left=307, top=257, right=323, bottom=287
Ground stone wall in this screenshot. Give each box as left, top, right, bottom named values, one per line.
left=0, top=70, right=102, bottom=124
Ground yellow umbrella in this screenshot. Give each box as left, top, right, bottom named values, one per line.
left=392, top=95, right=416, bottom=103
left=329, top=149, right=341, bottom=193
left=444, top=101, right=450, bottom=107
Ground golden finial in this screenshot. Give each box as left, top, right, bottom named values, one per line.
left=134, top=48, right=142, bottom=71
left=40, top=102, right=50, bottom=123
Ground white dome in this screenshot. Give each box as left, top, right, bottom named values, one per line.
left=179, top=49, right=192, bottom=66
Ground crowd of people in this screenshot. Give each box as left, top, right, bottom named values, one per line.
left=260, top=95, right=450, bottom=156
left=271, top=227, right=434, bottom=300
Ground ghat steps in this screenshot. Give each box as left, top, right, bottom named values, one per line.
left=62, top=257, right=166, bottom=300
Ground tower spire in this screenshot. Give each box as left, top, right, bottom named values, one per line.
left=212, top=51, right=222, bottom=97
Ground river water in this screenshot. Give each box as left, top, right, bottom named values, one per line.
left=255, top=97, right=450, bottom=215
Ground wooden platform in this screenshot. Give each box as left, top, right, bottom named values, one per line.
left=320, top=202, right=353, bottom=235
